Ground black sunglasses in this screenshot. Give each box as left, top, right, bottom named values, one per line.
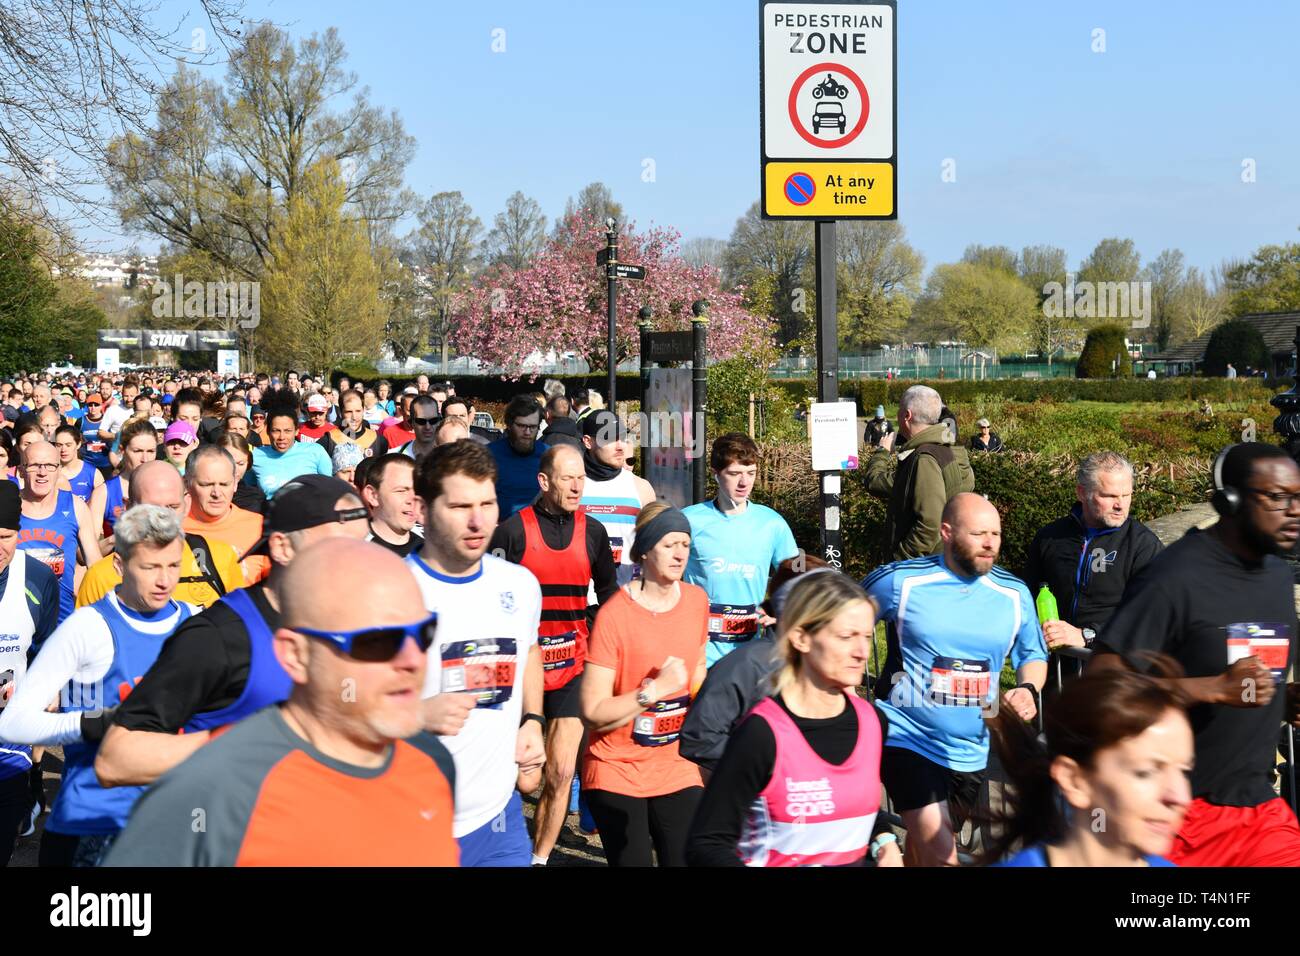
left=411, top=416, right=438, bottom=428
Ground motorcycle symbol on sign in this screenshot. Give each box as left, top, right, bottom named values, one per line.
left=810, top=74, right=849, bottom=99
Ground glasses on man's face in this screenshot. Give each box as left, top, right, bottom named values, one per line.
left=412, top=416, right=438, bottom=428
left=25, top=462, right=58, bottom=472
left=1247, top=488, right=1300, bottom=512
left=511, top=422, right=539, bottom=433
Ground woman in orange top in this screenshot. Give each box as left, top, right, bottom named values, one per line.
left=580, top=501, right=708, bottom=867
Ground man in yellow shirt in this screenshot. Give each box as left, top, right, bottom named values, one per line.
left=77, top=460, right=243, bottom=610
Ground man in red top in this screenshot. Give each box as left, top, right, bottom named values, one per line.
left=297, top=394, right=333, bottom=443
left=382, top=392, right=418, bottom=449
left=488, top=444, right=617, bottom=865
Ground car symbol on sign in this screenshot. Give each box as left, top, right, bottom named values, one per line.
left=812, top=102, right=847, bottom=135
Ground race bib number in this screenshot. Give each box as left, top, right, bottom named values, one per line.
left=632, top=694, right=689, bottom=747
left=440, top=638, right=518, bottom=709
left=929, top=657, right=991, bottom=707
left=86, top=440, right=106, bottom=454
left=1227, top=623, right=1292, bottom=682
left=609, top=536, right=625, bottom=565
left=708, top=603, right=760, bottom=643
left=25, top=546, right=64, bottom=578
left=539, top=631, right=577, bottom=672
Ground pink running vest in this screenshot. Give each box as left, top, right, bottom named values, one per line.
left=738, top=694, right=882, bottom=867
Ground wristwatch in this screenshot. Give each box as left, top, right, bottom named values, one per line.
left=1081, top=627, right=1097, bottom=646
left=870, top=832, right=898, bottom=862
left=636, top=678, right=656, bottom=709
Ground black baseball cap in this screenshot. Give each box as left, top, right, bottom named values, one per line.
left=581, top=409, right=626, bottom=445
left=242, top=475, right=367, bottom=558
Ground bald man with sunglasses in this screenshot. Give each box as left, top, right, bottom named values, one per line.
left=106, top=537, right=458, bottom=866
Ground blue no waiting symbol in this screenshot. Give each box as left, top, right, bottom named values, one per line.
left=784, top=172, right=815, bottom=206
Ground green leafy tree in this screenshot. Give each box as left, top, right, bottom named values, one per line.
left=0, top=211, right=104, bottom=370
left=1223, top=241, right=1300, bottom=316
left=837, top=221, right=924, bottom=349
left=260, top=160, right=385, bottom=372
left=961, top=244, right=1018, bottom=275
left=913, top=262, right=1038, bottom=351
left=1078, top=238, right=1142, bottom=288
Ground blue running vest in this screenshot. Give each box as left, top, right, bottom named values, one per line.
left=183, top=587, right=293, bottom=731
left=48, top=595, right=193, bottom=835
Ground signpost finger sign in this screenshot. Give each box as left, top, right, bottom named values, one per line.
left=760, top=0, right=896, bottom=219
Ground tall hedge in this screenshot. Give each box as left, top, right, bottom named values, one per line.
left=1076, top=324, right=1133, bottom=378
left=1202, top=319, right=1270, bottom=377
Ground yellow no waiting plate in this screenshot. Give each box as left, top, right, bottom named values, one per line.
left=764, top=161, right=894, bottom=218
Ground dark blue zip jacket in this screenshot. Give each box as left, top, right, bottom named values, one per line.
left=1020, top=504, right=1163, bottom=637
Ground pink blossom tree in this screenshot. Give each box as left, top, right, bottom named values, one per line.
left=452, top=214, right=772, bottom=376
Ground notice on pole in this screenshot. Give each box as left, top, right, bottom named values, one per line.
left=810, top=402, right=859, bottom=471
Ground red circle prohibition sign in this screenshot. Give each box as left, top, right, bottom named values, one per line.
left=787, top=61, right=871, bottom=149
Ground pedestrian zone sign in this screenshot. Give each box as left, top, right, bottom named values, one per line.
left=760, top=0, right=896, bottom=219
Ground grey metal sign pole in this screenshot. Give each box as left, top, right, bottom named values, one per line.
left=815, top=220, right=843, bottom=570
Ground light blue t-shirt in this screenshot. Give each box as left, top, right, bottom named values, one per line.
left=682, top=499, right=799, bottom=667
left=251, top=441, right=332, bottom=497
left=864, top=554, right=1047, bottom=772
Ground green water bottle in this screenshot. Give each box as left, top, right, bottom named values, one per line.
left=1035, top=584, right=1059, bottom=624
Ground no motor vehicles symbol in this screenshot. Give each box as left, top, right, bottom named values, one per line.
left=787, top=61, right=870, bottom=149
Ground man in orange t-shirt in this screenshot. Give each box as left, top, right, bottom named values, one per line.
left=183, top=444, right=270, bottom=583
left=103, top=538, right=457, bottom=866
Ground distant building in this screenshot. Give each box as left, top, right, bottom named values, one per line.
left=55, top=254, right=160, bottom=289
left=1149, top=311, right=1300, bottom=377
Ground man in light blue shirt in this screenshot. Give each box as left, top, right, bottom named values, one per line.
left=683, top=433, right=799, bottom=667
left=863, top=492, right=1047, bottom=867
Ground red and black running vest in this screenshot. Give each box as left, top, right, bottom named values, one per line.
left=519, top=506, right=591, bottom=692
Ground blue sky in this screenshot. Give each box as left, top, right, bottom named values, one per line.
left=97, top=0, right=1300, bottom=275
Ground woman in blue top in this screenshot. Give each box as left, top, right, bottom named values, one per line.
left=251, top=404, right=331, bottom=497
left=985, top=655, right=1193, bottom=867
left=54, top=423, right=104, bottom=505
left=16, top=440, right=102, bottom=624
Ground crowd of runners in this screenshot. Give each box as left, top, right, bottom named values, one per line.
left=0, top=367, right=1296, bottom=868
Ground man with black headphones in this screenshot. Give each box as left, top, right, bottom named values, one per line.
left=1092, top=442, right=1300, bottom=866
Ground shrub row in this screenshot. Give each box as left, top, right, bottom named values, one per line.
left=768, top=376, right=1282, bottom=412
left=753, top=443, right=1214, bottom=582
